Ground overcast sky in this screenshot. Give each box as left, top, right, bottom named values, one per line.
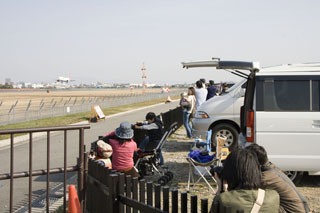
left=0, top=0, right=319, bottom=85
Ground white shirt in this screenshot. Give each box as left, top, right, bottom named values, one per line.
left=186, top=95, right=196, bottom=113
left=195, top=88, right=208, bottom=109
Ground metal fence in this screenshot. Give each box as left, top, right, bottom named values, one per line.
left=0, top=124, right=90, bottom=213
left=0, top=90, right=183, bottom=125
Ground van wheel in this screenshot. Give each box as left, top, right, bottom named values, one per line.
left=284, top=171, right=304, bottom=185
left=211, top=124, right=238, bottom=152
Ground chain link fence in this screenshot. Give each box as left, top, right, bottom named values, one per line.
left=0, top=90, right=183, bottom=125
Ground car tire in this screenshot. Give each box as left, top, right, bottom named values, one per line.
left=284, top=171, right=304, bottom=185
left=211, top=124, right=239, bottom=152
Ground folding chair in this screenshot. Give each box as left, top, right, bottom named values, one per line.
left=187, top=134, right=229, bottom=194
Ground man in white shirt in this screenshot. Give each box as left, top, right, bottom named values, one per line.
left=195, top=80, right=208, bottom=109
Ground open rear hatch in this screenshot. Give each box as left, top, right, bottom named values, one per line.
left=182, top=58, right=260, bottom=140
left=182, top=58, right=260, bottom=79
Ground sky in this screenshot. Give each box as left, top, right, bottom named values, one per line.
left=0, top=0, right=319, bottom=85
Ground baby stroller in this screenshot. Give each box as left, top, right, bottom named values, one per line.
left=135, top=122, right=178, bottom=185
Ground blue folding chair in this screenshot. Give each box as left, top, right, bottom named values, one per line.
left=194, top=129, right=212, bottom=152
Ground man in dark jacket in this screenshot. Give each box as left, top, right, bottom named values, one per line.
left=135, top=112, right=164, bottom=164
left=206, top=80, right=217, bottom=100
left=246, top=144, right=309, bottom=213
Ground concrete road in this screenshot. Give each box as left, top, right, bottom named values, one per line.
left=0, top=101, right=179, bottom=212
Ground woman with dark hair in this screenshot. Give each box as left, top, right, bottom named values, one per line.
left=180, top=87, right=196, bottom=138
left=210, top=149, right=280, bottom=212
left=103, top=121, right=139, bottom=177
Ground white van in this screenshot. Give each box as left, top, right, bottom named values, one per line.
left=182, top=59, right=320, bottom=181
left=192, top=78, right=246, bottom=151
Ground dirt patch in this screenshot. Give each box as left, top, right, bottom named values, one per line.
left=151, top=128, right=320, bottom=212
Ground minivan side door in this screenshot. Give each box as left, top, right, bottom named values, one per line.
left=255, top=75, right=320, bottom=172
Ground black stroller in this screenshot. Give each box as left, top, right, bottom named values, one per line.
left=134, top=122, right=178, bottom=185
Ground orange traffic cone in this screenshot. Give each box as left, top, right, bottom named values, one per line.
left=68, top=185, right=82, bottom=213
left=165, top=96, right=172, bottom=103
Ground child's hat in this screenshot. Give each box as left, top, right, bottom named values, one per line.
left=97, top=140, right=113, bottom=158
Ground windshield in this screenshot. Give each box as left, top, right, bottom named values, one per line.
left=220, top=79, right=247, bottom=95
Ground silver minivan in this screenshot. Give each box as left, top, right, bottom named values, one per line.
left=183, top=59, right=320, bottom=182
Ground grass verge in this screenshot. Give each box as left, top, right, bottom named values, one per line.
left=0, top=96, right=178, bottom=140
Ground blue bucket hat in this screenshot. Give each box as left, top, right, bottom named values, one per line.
left=115, top=121, right=134, bottom=139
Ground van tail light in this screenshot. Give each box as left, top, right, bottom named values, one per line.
left=246, top=110, right=254, bottom=142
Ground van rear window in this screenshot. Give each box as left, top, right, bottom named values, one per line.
left=256, top=76, right=320, bottom=111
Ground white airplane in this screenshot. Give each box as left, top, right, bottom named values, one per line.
left=161, top=87, right=170, bottom=93
left=56, top=75, right=75, bottom=83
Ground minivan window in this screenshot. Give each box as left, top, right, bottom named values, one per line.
left=312, top=81, right=320, bottom=111
left=256, top=76, right=320, bottom=111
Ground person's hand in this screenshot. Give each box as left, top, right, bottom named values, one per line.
left=135, top=125, right=141, bottom=129
left=136, top=121, right=143, bottom=125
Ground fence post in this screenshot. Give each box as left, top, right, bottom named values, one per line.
left=139, top=179, right=146, bottom=204
left=163, top=186, right=169, bottom=212
left=126, top=175, right=133, bottom=213
left=108, top=174, right=118, bottom=213
left=117, top=173, right=125, bottom=212
left=25, top=100, right=32, bottom=121
left=132, top=177, right=138, bottom=213
left=154, top=184, right=161, bottom=209
left=78, top=128, right=85, bottom=210
left=73, top=97, right=77, bottom=105
left=51, top=101, right=56, bottom=117
left=12, top=100, right=18, bottom=122
left=63, top=101, right=68, bottom=114
left=147, top=182, right=153, bottom=207
left=8, top=104, right=15, bottom=124
left=201, top=198, right=208, bottom=213
left=172, top=189, right=178, bottom=213
left=39, top=102, right=45, bottom=119
left=83, top=152, right=88, bottom=211
left=191, top=195, right=197, bottom=213
left=181, top=192, right=188, bottom=213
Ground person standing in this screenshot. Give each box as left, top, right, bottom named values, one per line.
left=206, top=80, right=216, bottom=100
left=181, top=87, right=196, bottom=138
left=195, top=80, right=208, bottom=109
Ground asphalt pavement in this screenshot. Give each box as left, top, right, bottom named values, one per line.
left=0, top=101, right=179, bottom=212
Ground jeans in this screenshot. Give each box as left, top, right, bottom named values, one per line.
left=183, top=110, right=192, bottom=138
left=138, top=136, right=164, bottom=165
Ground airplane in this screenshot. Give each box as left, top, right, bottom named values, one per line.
left=161, top=87, right=170, bottom=93
left=56, top=75, right=75, bottom=83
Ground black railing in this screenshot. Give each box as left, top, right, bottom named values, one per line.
left=86, top=158, right=212, bottom=213
left=0, top=124, right=90, bottom=213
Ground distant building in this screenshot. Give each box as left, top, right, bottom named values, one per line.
left=5, top=78, right=13, bottom=85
